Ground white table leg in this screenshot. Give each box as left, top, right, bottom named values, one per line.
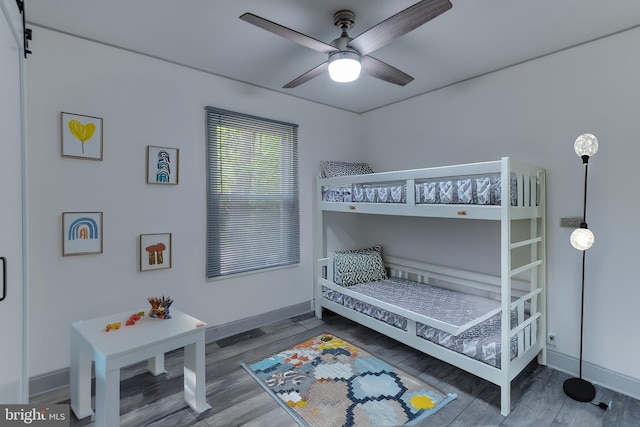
left=70, top=327, right=94, bottom=420
left=147, top=354, right=166, bottom=376
left=183, top=335, right=211, bottom=413
left=94, top=360, right=120, bottom=427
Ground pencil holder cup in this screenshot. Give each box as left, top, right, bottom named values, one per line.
left=148, top=296, right=173, bottom=319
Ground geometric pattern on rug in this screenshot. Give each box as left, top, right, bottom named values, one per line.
left=242, top=333, right=457, bottom=427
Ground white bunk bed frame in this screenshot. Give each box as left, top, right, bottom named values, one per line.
left=314, top=157, right=546, bottom=416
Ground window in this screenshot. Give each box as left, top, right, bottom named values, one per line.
left=205, top=107, right=299, bottom=278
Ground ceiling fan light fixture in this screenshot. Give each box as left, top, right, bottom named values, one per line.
left=328, top=51, right=361, bottom=83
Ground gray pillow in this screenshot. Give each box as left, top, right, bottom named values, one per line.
left=320, top=161, right=374, bottom=178
left=333, top=245, right=387, bottom=286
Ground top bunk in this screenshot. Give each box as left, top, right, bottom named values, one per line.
left=318, top=157, right=545, bottom=221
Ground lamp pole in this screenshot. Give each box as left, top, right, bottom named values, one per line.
left=563, top=134, right=598, bottom=402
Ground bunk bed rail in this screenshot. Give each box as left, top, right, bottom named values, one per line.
left=317, top=157, right=544, bottom=220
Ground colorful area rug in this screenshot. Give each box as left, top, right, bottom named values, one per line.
left=242, top=333, right=456, bottom=426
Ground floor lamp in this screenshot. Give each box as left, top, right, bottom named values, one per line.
left=563, top=133, right=598, bottom=402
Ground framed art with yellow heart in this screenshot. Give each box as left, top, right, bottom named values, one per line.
left=61, top=112, right=103, bottom=160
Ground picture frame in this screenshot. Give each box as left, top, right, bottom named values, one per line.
left=146, top=146, right=179, bottom=185
left=139, top=233, right=172, bottom=272
left=61, top=112, right=103, bottom=160
left=62, top=212, right=103, bottom=256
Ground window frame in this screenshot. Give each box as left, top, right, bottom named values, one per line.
left=205, top=107, right=300, bottom=279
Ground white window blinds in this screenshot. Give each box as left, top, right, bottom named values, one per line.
left=205, top=107, right=300, bottom=278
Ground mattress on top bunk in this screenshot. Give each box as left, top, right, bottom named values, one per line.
left=322, top=277, right=520, bottom=368
left=321, top=173, right=518, bottom=206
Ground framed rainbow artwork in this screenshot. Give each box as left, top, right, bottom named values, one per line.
left=62, top=212, right=103, bottom=256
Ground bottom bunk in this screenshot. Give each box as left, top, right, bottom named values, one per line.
left=322, top=277, right=520, bottom=369
left=315, top=255, right=546, bottom=416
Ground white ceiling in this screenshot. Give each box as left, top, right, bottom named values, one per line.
left=26, top=0, right=640, bottom=113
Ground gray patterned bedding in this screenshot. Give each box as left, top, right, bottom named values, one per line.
left=322, top=277, right=520, bottom=368
left=321, top=173, right=518, bottom=206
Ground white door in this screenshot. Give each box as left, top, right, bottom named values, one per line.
left=0, top=0, right=27, bottom=403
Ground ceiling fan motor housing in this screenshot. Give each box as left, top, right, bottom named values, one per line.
left=328, top=11, right=361, bottom=84
left=328, top=50, right=359, bottom=63
left=331, top=10, right=357, bottom=52
left=333, top=10, right=356, bottom=31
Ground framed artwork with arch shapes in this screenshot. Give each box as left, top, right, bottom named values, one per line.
left=146, top=146, right=179, bottom=185
left=139, top=233, right=172, bottom=272
left=62, top=211, right=103, bottom=256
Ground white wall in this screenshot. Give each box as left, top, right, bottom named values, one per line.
left=25, top=23, right=640, bottom=392
left=25, top=28, right=362, bottom=376
left=361, top=27, right=640, bottom=384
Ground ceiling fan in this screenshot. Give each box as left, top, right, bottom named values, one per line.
left=240, top=0, right=452, bottom=88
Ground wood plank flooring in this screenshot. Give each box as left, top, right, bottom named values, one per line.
left=31, top=310, right=640, bottom=426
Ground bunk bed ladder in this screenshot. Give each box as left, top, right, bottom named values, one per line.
left=500, top=160, right=547, bottom=416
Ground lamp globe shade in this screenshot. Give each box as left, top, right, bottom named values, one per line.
left=328, top=51, right=361, bottom=83
left=570, top=227, right=595, bottom=250
left=574, top=134, right=599, bottom=158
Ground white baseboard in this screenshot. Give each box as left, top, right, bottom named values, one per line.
left=203, top=301, right=312, bottom=343
left=546, top=347, right=640, bottom=400
left=30, top=307, right=640, bottom=402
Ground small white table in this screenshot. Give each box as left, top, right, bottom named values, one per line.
left=70, top=308, right=211, bottom=427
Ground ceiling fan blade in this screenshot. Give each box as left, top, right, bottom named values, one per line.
left=283, top=61, right=329, bottom=88
left=360, top=55, right=414, bottom=86
left=240, top=13, right=338, bottom=54
left=349, top=0, right=452, bottom=56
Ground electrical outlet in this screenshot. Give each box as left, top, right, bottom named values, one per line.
left=547, top=333, right=556, bottom=344
left=560, top=217, right=583, bottom=228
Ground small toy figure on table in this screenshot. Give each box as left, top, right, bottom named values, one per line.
left=148, top=295, right=173, bottom=319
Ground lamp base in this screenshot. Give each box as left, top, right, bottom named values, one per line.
left=563, top=377, right=596, bottom=402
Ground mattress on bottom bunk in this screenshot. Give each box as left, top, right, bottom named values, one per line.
left=321, top=173, right=518, bottom=206
left=415, top=315, right=518, bottom=369
left=322, top=277, right=519, bottom=368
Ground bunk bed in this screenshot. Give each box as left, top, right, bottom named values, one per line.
left=314, top=157, right=546, bottom=416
